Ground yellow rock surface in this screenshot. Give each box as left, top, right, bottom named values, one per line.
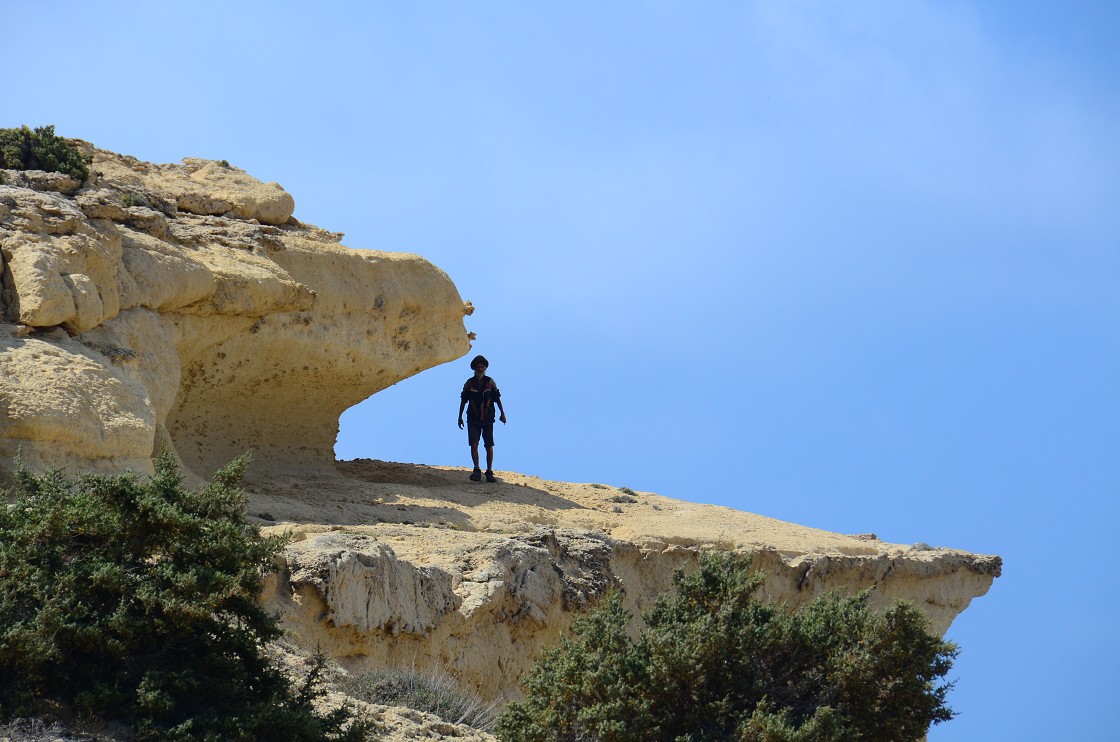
left=0, top=145, right=472, bottom=479
left=0, top=145, right=1000, bottom=736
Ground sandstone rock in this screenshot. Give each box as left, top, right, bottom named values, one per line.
left=75, top=188, right=134, bottom=221
left=0, top=146, right=472, bottom=479
left=285, top=531, right=461, bottom=637
left=252, top=462, right=1001, bottom=702
left=93, top=152, right=295, bottom=225
left=117, top=228, right=216, bottom=312
left=372, top=707, right=496, bottom=742
left=0, top=325, right=155, bottom=473
left=0, top=185, right=91, bottom=236
left=78, top=308, right=181, bottom=424
left=0, top=168, right=82, bottom=196
left=0, top=143, right=1001, bottom=738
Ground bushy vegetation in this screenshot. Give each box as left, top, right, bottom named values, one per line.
left=0, top=453, right=371, bottom=741
left=345, top=666, right=499, bottom=731
left=0, top=124, right=90, bottom=181
left=119, top=191, right=150, bottom=208
left=496, top=552, right=957, bottom=742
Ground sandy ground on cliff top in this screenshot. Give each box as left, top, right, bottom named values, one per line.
left=243, top=458, right=902, bottom=559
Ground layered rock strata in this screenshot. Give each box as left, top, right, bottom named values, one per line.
left=0, top=145, right=471, bottom=478
left=252, top=460, right=1001, bottom=702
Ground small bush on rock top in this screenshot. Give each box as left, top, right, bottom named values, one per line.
left=0, top=125, right=90, bottom=181
left=0, top=453, right=372, bottom=741
left=496, top=552, right=958, bottom=742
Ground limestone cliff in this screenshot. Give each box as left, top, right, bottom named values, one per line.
left=0, top=145, right=1000, bottom=738
left=250, top=460, right=1000, bottom=705
left=0, top=145, right=472, bottom=479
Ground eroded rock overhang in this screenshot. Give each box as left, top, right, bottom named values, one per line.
left=0, top=144, right=473, bottom=479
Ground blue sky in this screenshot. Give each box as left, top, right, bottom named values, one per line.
left=6, top=2, right=1118, bottom=738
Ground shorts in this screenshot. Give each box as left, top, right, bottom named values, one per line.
left=467, top=419, right=495, bottom=447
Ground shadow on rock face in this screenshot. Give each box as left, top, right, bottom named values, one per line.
left=241, top=458, right=587, bottom=532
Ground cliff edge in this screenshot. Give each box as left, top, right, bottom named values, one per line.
left=0, top=145, right=1000, bottom=735
left=251, top=460, right=1000, bottom=705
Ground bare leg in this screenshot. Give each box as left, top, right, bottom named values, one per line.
left=470, top=444, right=481, bottom=470
left=485, top=446, right=494, bottom=472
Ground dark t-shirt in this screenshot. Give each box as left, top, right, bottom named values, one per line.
left=461, top=375, right=501, bottom=424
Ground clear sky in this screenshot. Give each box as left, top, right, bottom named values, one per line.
left=5, top=2, right=1118, bottom=739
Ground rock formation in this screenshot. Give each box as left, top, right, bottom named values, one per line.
left=0, top=145, right=1000, bottom=736
left=250, top=460, right=1000, bottom=703
left=0, top=144, right=472, bottom=479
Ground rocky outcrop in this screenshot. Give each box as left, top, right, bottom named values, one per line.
left=252, top=461, right=1001, bottom=702
left=1, top=144, right=1001, bottom=734
left=0, top=145, right=472, bottom=479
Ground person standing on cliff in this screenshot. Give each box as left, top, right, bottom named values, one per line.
left=458, top=355, right=506, bottom=483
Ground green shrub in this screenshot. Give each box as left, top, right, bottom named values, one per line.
left=0, top=125, right=90, bottom=181
left=496, top=552, right=957, bottom=742
left=120, top=191, right=151, bottom=209
left=0, top=453, right=372, bottom=741
left=345, top=666, right=498, bottom=731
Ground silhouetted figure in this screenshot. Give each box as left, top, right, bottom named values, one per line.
left=458, top=355, right=506, bottom=482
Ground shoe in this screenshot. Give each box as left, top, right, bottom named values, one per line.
left=485, top=470, right=497, bottom=483
left=470, top=468, right=482, bottom=482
